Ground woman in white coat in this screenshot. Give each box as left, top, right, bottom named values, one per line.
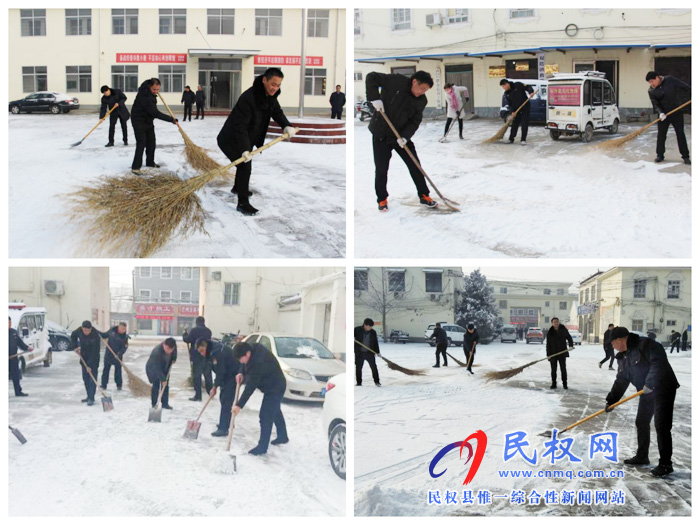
left=443, top=83, right=469, bottom=139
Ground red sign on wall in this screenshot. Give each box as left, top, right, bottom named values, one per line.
left=135, top=304, right=175, bottom=315
left=548, top=85, right=581, bottom=106
left=117, top=53, right=187, bottom=63
left=178, top=305, right=199, bottom=316
left=254, top=55, right=323, bottom=66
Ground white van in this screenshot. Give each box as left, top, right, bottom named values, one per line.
left=546, top=71, right=620, bottom=142
left=500, top=325, right=517, bottom=343
left=9, top=303, right=53, bottom=374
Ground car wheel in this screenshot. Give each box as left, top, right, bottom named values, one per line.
left=609, top=119, right=619, bottom=134
left=10, top=105, right=20, bottom=114
left=328, top=423, right=346, bottom=480
left=44, top=349, right=52, bottom=367
left=56, top=337, right=70, bottom=352
left=447, top=338, right=453, bottom=347
left=581, top=123, right=594, bottom=143
left=49, top=105, right=61, bottom=114
left=549, top=129, right=561, bottom=140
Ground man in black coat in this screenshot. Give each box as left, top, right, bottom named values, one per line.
left=681, top=329, right=688, bottom=351
left=500, top=79, right=534, bottom=144
left=216, top=68, right=298, bottom=216
left=329, top=85, right=345, bottom=119
left=463, top=323, right=479, bottom=374
left=195, top=85, right=205, bottom=119
left=99, top=322, right=129, bottom=390
left=366, top=70, right=435, bottom=212
left=232, top=342, right=288, bottom=455
left=130, top=78, right=178, bottom=175
left=203, top=338, right=241, bottom=437
left=145, top=337, right=177, bottom=409
left=71, top=320, right=103, bottom=406
left=182, top=316, right=213, bottom=401
left=605, top=327, right=680, bottom=478
left=354, top=318, right=381, bottom=386
left=599, top=323, right=615, bottom=370
left=646, top=71, right=690, bottom=165
left=545, top=317, right=574, bottom=389
left=431, top=322, right=448, bottom=368
left=9, top=317, right=30, bottom=397
left=181, top=85, right=195, bottom=122
left=669, top=330, right=681, bottom=353
left=100, top=85, right=130, bottom=147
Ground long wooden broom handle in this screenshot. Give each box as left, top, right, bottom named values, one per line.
left=354, top=338, right=379, bottom=356
left=226, top=381, right=243, bottom=452
left=467, top=341, right=476, bottom=368
left=105, top=342, right=125, bottom=366
left=80, top=105, right=118, bottom=141
left=539, top=347, right=572, bottom=364
left=561, top=390, right=644, bottom=434
left=77, top=352, right=108, bottom=398
left=206, top=131, right=297, bottom=176
left=650, top=99, right=692, bottom=125
left=156, top=92, right=182, bottom=129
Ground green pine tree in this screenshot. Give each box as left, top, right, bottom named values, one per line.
left=456, top=269, right=503, bottom=339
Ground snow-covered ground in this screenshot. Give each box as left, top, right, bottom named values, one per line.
left=355, top=341, right=691, bottom=516
left=8, top=114, right=345, bottom=258
left=354, top=118, right=691, bottom=258
left=8, top=340, right=344, bottom=516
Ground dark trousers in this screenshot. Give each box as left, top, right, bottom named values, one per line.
left=9, top=359, right=22, bottom=395
left=218, top=382, right=236, bottom=432
left=657, top=113, right=689, bottom=159
left=81, top=360, right=99, bottom=401
left=444, top=118, right=463, bottom=137
left=219, top=139, right=253, bottom=204
left=150, top=380, right=170, bottom=407
left=635, top=388, right=676, bottom=464
left=600, top=347, right=615, bottom=368
left=131, top=124, right=156, bottom=170
left=670, top=341, right=681, bottom=353
left=183, top=103, right=193, bottom=121
left=464, top=346, right=475, bottom=371
left=195, top=102, right=204, bottom=119
left=355, top=352, right=380, bottom=385
left=192, top=356, right=213, bottom=399
left=435, top=344, right=447, bottom=366
left=681, top=341, right=687, bottom=351
left=331, top=109, right=342, bottom=119
left=373, top=138, right=430, bottom=202
left=550, top=355, right=567, bottom=385
left=257, top=392, right=288, bottom=452
left=101, top=357, right=123, bottom=389
left=108, top=113, right=128, bottom=143
left=509, top=107, right=530, bottom=141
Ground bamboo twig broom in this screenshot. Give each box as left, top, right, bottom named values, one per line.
left=446, top=352, right=467, bottom=367
left=105, top=343, right=151, bottom=397
left=354, top=339, right=426, bottom=376
left=482, top=91, right=537, bottom=144
left=485, top=347, right=573, bottom=381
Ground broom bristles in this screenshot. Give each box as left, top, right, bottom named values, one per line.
left=482, top=120, right=511, bottom=144
left=179, top=128, right=223, bottom=173
left=380, top=355, right=426, bottom=376
left=123, top=365, right=151, bottom=397
left=484, top=365, right=527, bottom=381
left=597, top=122, right=653, bottom=149
left=447, top=352, right=467, bottom=367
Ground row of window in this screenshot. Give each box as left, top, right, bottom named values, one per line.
left=137, top=267, right=196, bottom=279
left=354, top=9, right=531, bottom=34
left=138, top=290, right=193, bottom=302
left=504, top=303, right=568, bottom=311
left=580, top=279, right=682, bottom=303
left=354, top=269, right=443, bottom=293
left=20, top=9, right=331, bottom=38
left=22, top=65, right=328, bottom=95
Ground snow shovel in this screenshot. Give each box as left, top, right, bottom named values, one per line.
left=148, top=374, right=170, bottom=423
left=377, top=109, right=460, bottom=212
left=9, top=425, right=27, bottom=444
left=540, top=390, right=644, bottom=438
left=78, top=353, right=113, bottom=412
left=223, top=381, right=243, bottom=474
left=184, top=389, right=217, bottom=439
left=70, top=105, right=117, bottom=147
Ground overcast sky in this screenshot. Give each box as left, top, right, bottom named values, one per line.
left=109, top=266, right=134, bottom=288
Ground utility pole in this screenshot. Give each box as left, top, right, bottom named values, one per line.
left=298, top=9, right=307, bottom=118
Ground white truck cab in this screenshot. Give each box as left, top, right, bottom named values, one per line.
left=9, top=302, right=52, bottom=374
left=547, top=71, right=620, bottom=142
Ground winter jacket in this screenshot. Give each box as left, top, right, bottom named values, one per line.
left=236, top=343, right=286, bottom=409
left=546, top=325, right=573, bottom=357
left=681, top=330, right=688, bottom=343
left=671, top=332, right=681, bottom=343
left=183, top=322, right=213, bottom=360
left=366, top=72, right=427, bottom=145
left=99, top=326, right=129, bottom=361
left=603, top=328, right=614, bottom=352
left=130, top=80, right=176, bottom=130
left=463, top=329, right=479, bottom=353
left=445, top=86, right=469, bottom=119
left=431, top=326, right=448, bottom=346
left=99, top=87, right=130, bottom=121
left=217, top=74, right=292, bottom=155
left=181, top=90, right=196, bottom=106
left=504, top=82, right=534, bottom=112
left=9, top=328, right=28, bottom=357
left=606, top=334, right=680, bottom=405
left=70, top=327, right=103, bottom=365
left=145, top=342, right=177, bottom=383
left=354, top=326, right=380, bottom=357
left=214, top=344, right=240, bottom=388
left=195, top=89, right=206, bottom=105
left=329, top=91, right=346, bottom=112
left=648, top=75, right=690, bottom=115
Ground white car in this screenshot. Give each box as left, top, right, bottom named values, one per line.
left=242, top=333, right=345, bottom=402
left=569, top=329, right=582, bottom=345
left=424, top=323, right=466, bottom=347
left=322, top=373, right=346, bottom=480
left=9, top=303, right=52, bottom=374
left=500, top=325, right=517, bottom=343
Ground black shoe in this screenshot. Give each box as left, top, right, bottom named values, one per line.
left=375, top=381, right=381, bottom=387
left=419, top=195, right=438, bottom=208
left=683, top=158, right=691, bottom=165
left=194, top=117, right=199, bottom=120
left=550, top=383, right=557, bottom=389
left=189, top=396, right=202, bottom=402
left=609, top=367, right=614, bottom=371
left=271, top=437, right=289, bottom=445
left=650, top=463, right=674, bottom=477
left=432, top=364, right=440, bottom=368
left=508, top=138, right=515, bottom=144
left=100, top=385, right=107, bottom=391
left=599, top=362, right=603, bottom=369
left=81, top=398, right=89, bottom=403
left=443, top=363, right=448, bottom=367
left=654, top=156, right=664, bottom=163
left=117, top=385, right=122, bottom=391
left=459, top=135, right=464, bottom=140
left=211, top=428, right=228, bottom=437
left=87, top=400, right=95, bottom=406
left=105, top=142, right=114, bottom=147
left=468, top=370, right=474, bottom=375
left=162, top=404, right=173, bottom=410
left=237, top=202, right=259, bottom=216
left=231, top=187, right=254, bottom=197
left=563, top=384, right=568, bottom=390
left=248, top=446, right=267, bottom=456
left=15, top=392, right=28, bottom=397
left=146, top=163, right=161, bottom=168
left=123, top=140, right=128, bottom=146
left=624, top=455, right=650, bottom=465
left=356, top=383, right=362, bottom=386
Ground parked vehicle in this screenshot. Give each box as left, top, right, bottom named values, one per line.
left=546, top=71, right=620, bottom=142
left=569, top=329, right=582, bottom=345
left=47, top=320, right=72, bottom=352
left=241, top=333, right=345, bottom=402
left=8, top=303, right=52, bottom=374
left=424, top=323, right=466, bottom=347
left=9, top=91, right=80, bottom=114
left=526, top=327, right=544, bottom=344
left=500, top=325, right=517, bottom=343
left=355, top=100, right=374, bottom=121
left=322, top=373, right=346, bottom=480
left=500, top=79, right=548, bottom=123
left=389, top=329, right=409, bottom=344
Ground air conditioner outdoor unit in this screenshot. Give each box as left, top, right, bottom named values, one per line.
left=212, top=271, right=222, bottom=281
left=430, top=294, right=437, bottom=300
left=426, top=13, right=441, bottom=26
left=43, top=280, right=65, bottom=296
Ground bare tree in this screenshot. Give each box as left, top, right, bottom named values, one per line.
left=355, top=268, right=414, bottom=342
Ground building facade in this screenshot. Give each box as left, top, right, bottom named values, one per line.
left=578, top=267, right=691, bottom=344
left=353, top=267, right=463, bottom=341
left=8, top=267, right=110, bottom=330
left=354, top=8, right=690, bottom=118
left=10, top=8, right=346, bottom=113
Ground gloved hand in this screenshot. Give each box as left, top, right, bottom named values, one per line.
left=283, top=126, right=298, bottom=139
left=396, top=137, right=407, bottom=149
left=604, top=403, right=614, bottom=413
left=241, top=151, right=254, bottom=163
left=643, top=385, right=654, bottom=395
left=659, top=113, right=667, bottom=121
left=173, top=118, right=179, bottom=124
left=371, top=99, right=384, bottom=112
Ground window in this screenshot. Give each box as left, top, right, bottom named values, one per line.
left=308, top=9, right=329, bottom=38
left=545, top=301, right=550, bottom=307
left=499, top=300, right=507, bottom=309
left=559, top=302, right=567, bottom=310
left=557, top=289, right=565, bottom=296
left=159, top=290, right=172, bottom=301
left=22, top=66, right=47, bottom=92
left=500, top=287, right=507, bottom=294
left=591, top=287, right=596, bottom=302
left=388, top=271, right=405, bottom=292
left=139, top=289, right=151, bottom=300
left=633, top=279, right=647, bottom=298
left=159, top=65, right=186, bottom=93
left=505, top=59, right=538, bottom=80
left=631, top=320, right=644, bottom=332
left=224, top=283, right=241, bottom=305
left=579, top=291, right=584, bottom=303
left=112, top=65, right=138, bottom=92
left=666, top=320, right=677, bottom=327
left=258, top=336, right=272, bottom=351
left=354, top=9, right=361, bottom=35
left=304, top=68, right=326, bottom=96
left=543, top=288, right=551, bottom=295
left=255, top=9, right=282, bottom=36
left=354, top=270, right=368, bottom=291
left=603, top=83, right=615, bottom=105
left=585, top=289, right=590, bottom=303
left=509, top=9, right=535, bottom=19
left=139, top=267, right=151, bottom=278
left=207, top=9, right=234, bottom=35
left=447, top=9, right=469, bottom=24
left=591, top=81, right=603, bottom=106
left=159, top=8, right=186, bottom=34
left=112, top=9, right=138, bottom=35
left=391, top=66, right=415, bottom=77
left=160, top=267, right=172, bottom=279
left=66, top=66, right=91, bottom=92
left=65, top=9, right=91, bottom=36
left=391, top=9, right=411, bottom=31
left=425, top=273, right=442, bottom=293
left=179, top=291, right=192, bottom=302
left=667, top=280, right=680, bottom=299
left=181, top=267, right=194, bottom=280
left=138, top=319, right=153, bottom=330
left=544, top=316, right=550, bottom=323
left=354, top=72, right=363, bottom=81
left=20, top=9, right=46, bottom=36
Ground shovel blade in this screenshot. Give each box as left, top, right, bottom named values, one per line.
left=11, top=427, right=27, bottom=444
left=183, top=420, right=201, bottom=439
left=102, top=397, right=114, bottom=412
left=148, top=407, right=162, bottom=422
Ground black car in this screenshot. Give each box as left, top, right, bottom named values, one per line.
left=9, top=91, right=80, bottom=114
left=47, top=321, right=72, bottom=351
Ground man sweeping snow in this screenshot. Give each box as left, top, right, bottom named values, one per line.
left=646, top=71, right=691, bottom=165
left=546, top=317, right=573, bottom=390
left=499, top=79, right=534, bottom=145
